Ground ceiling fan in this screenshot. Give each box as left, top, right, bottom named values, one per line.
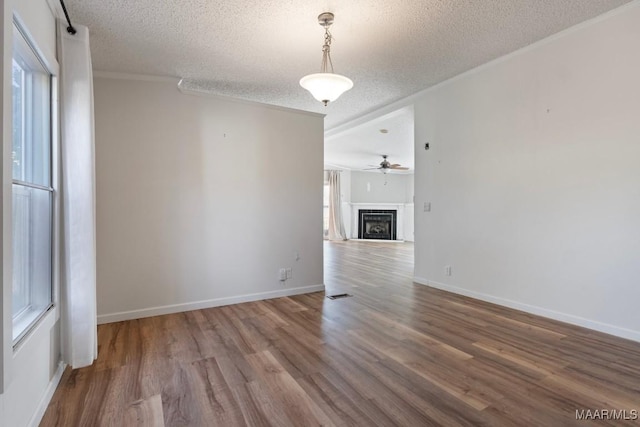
left=364, top=155, right=409, bottom=174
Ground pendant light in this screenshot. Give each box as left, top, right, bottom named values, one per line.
left=300, top=12, right=353, bottom=106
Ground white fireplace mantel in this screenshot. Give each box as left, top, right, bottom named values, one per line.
left=349, top=203, right=407, bottom=241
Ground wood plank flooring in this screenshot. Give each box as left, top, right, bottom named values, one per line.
left=41, top=241, right=640, bottom=426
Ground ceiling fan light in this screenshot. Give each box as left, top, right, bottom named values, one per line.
left=300, top=73, right=353, bottom=105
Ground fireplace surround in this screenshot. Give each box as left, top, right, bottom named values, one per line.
left=358, top=209, right=397, bottom=240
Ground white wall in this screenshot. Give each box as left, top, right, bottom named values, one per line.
left=414, top=3, right=640, bottom=341
left=348, top=171, right=414, bottom=241
left=350, top=171, right=413, bottom=204
left=338, top=169, right=351, bottom=204
left=94, top=77, right=324, bottom=322
left=1, top=0, right=65, bottom=426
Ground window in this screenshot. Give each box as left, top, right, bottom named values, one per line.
left=323, top=181, right=330, bottom=238
left=11, top=23, right=53, bottom=343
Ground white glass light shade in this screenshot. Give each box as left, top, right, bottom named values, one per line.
left=300, top=73, right=353, bottom=104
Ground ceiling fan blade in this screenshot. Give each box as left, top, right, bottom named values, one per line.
left=389, top=166, right=410, bottom=170
left=389, top=164, right=402, bottom=167
left=363, top=167, right=381, bottom=170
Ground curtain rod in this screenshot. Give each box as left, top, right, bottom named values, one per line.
left=59, top=0, right=77, bottom=35
left=323, top=169, right=343, bottom=172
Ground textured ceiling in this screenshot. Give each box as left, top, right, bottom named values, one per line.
left=67, top=0, right=631, bottom=130
left=325, top=106, right=414, bottom=172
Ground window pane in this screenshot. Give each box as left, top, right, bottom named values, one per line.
left=323, top=206, right=329, bottom=237
left=12, top=26, right=51, bottom=187
left=323, top=184, right=330, bottom=237
left=12, top=23, right=53, bottom=343
left=12, top=184, right=52, bottom=340
left=12, top=59, right=24, bottom=180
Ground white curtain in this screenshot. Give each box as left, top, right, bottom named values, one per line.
left=57, top=21, right=98, bottom=368
left=328, top=171, right=347, bottom=241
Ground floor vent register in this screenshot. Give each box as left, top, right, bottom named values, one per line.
left=326, top=293, right=352, bottom=300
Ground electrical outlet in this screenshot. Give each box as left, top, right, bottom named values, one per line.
left=279, top=268, right=287, bottom=281
left=445, top=265, right=452, bottom=276
left=286, top=268, right=292, bottom=279
left=424, top=202, right=431, bottom=212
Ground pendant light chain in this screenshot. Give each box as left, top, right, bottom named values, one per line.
left=321, top=26, right=334, bottom=73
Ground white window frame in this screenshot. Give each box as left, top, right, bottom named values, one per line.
left=11, top=18, right=56, bottom=347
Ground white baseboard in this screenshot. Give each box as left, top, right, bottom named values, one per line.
left=28, top=361, right=66, bottom=427
left=413, top=276, right=640, bottom=343
left=97, top=284, right=325, bottom=324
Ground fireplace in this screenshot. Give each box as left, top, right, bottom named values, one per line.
left=358, top=210, right=397, bottom=240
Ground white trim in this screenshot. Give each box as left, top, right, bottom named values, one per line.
left=323, top=163, right=352, bottom=171
left=177, top=80, right=326, bottom=119
left=27, top=360, right=66, bottom=427
left=413, top=277, right=640, bottom=343
left=93, top=70, right=180, bottom=83
left=326, top=105, right=414, bottom=139
left=12, top=15, right=59, bottom=75
left=97, top=284, right=326, bottom=324
left=93, top=73, right=325, bottom=118
left=46, top=0, right=63, bottom=20
left=12, top=306, right=57, bottom=354
left=325, top=0, right=640, bottom=136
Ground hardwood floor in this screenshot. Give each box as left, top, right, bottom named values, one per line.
left=41, top=241, right=640, bottom=426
